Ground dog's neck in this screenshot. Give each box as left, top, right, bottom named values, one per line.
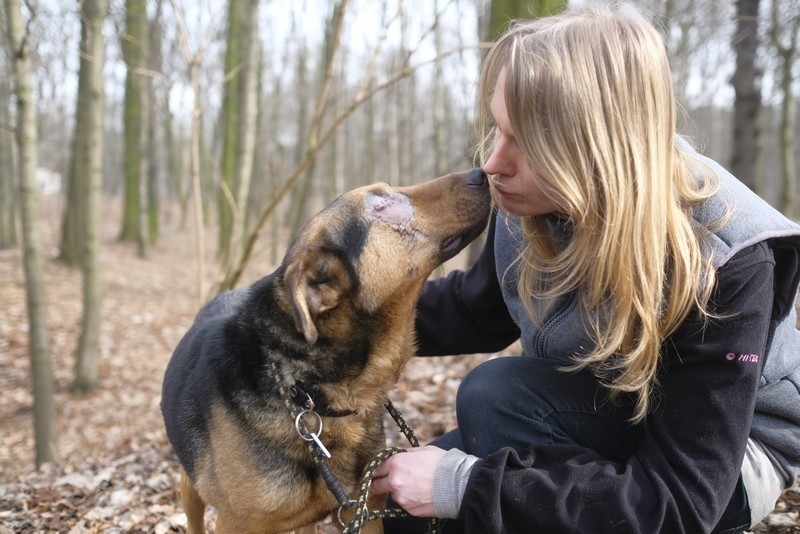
left=247, top=273, right=418, bottom=415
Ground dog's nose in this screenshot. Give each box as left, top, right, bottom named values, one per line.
left=465, top=168, right=487, bottom=186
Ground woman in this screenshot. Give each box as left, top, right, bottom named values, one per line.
left=371, top=2, right=800, bottom=533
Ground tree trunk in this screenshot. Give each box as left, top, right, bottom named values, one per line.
left=190, top=59, right=207, bottom=305
left=5, top=0, right=58, bottom=468
left=661, top=0, right=696, bottom=108
left=58, top=118, right=85, bottom=267
left=433, top=0, right=449, bottom=176
left=215, top=0, right=350, bottom=292
left=730, top=0, right=762, bottom=191
left=164, top=98, right=187, bottom=231
left=287, top=45, right=313, bottom=238
left=59, top=3, right=91, bottom=267
left=227, top=0, right=260, bottom=269
left=137, top=76, right=151, bottom=259
left=146, top=0, right=165, bottom=244
left=74, top=0, right=109, bottom=394
left=217, top=0, right=245, bottom=261
left=0, top=63, right=17, bottom=248
left=170, top=0, right=210, bottom=304
left=770, top=0, right=798, bottom=217
left=119, top=0, right=149, bottom=250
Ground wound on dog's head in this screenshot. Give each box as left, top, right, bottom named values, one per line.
left=365, top=191, right=413, bottom=227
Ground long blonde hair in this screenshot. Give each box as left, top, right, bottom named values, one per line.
left=476, top=2, right=720, bottom=422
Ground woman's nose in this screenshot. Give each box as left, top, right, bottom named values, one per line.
left=484, top=144, right=509, bottom=176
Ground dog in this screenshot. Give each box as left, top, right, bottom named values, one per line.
left=161, top=169, right=491, bottom=533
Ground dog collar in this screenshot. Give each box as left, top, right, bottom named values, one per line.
left=289, top=381, right=358, bottom=418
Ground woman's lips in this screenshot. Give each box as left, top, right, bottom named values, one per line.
left=489, top=177, right=513, bottom=198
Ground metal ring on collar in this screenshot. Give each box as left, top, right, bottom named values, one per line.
left=294, top=408, right=323, bottom=440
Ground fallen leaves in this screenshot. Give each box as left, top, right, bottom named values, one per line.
left=0, top=443, right=191, bottom=532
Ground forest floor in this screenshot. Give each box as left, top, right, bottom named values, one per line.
left=0, top=203, right=798, bottom=533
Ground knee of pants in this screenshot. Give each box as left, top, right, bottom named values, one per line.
left=455, top=357, right=512, bottom=422
left=454, top=357, right=566, bottom=456
left=455, top=356, right=565, bottom=419
left=453, top=356, right=642, bottom=459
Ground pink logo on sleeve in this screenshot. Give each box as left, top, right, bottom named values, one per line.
left=725, top=352, right=759, bottom=363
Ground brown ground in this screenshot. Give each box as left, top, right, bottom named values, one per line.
left=0, top=203, right=797, bottom=532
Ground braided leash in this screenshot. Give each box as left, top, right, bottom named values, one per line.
left=339, top=401, right=440, bottom=534
left=339, top=446, right=422, bottom=532
left=385, top=399, right=419, bottom=447
left=268, top=361, right=440, bottom=533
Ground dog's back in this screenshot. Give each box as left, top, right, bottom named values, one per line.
left=161, top=287, right=250, bottom=477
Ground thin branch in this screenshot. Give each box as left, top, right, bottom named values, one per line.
left=169, top=0, right=210, bottom=305
left=354, top=4, right=402, bottom=101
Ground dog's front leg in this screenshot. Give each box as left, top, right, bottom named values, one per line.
left=179, top=469, right=206, bottom=534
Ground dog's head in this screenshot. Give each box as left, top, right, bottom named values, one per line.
left=282, top=169, right=491, bottom=345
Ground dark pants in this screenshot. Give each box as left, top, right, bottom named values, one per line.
left=384, top=356, right=750, bottom=533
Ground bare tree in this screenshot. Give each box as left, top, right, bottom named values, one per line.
left=119, top=0, right=150, bottom=257
left=5, top=0, right=58, bottom=468
left=769, top=0, right=799, bottom=217
left=434, top=0, right=450, bottom=176
left=288, top=0, right=345, bottom=239
left=217, top=0, right=248, bottom=261
left=170, top=0, right=224, bottom=305
left=0, top=42, right=17, bottom=248
left=59, top=3, right=90, bottom=268
left=226, top=0, right=260, bottom=270
left=73, top=0, right=109, bottom=393
left=730, top=0, right=763, bottom=190
left=659, top=0, right=698, bottom=107
left=145, top=0, right=167, bottom=244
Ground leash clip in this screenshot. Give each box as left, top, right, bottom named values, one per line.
left=290, top=385, right=315, bottom=410
left=295, top=409, right=330, bottom=458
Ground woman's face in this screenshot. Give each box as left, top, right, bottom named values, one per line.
left=484, top=70, right=560, bottom=218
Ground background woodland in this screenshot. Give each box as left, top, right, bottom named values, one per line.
left=1, top=0, right=800, bottom=531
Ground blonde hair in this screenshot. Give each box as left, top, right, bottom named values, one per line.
left=476, top=2, right=720, bottom=422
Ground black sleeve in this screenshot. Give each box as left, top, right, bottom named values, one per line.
left=457, top=242, right=775, bottom=533
left=415, top=213, right=521, bottom=356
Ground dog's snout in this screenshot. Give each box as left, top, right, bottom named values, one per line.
left=465, top=168, right=487, bottom=186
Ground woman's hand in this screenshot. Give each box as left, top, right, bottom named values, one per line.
left=370, top=445, right=448, bottom=517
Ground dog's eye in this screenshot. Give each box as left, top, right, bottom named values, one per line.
left=310, top=275, right=330, bottom=286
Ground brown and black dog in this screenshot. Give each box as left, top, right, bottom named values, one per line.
left=161, top=169, right=491, bottom=533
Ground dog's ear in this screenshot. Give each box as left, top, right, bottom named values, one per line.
left=284, top=251, right=349, bottom=345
